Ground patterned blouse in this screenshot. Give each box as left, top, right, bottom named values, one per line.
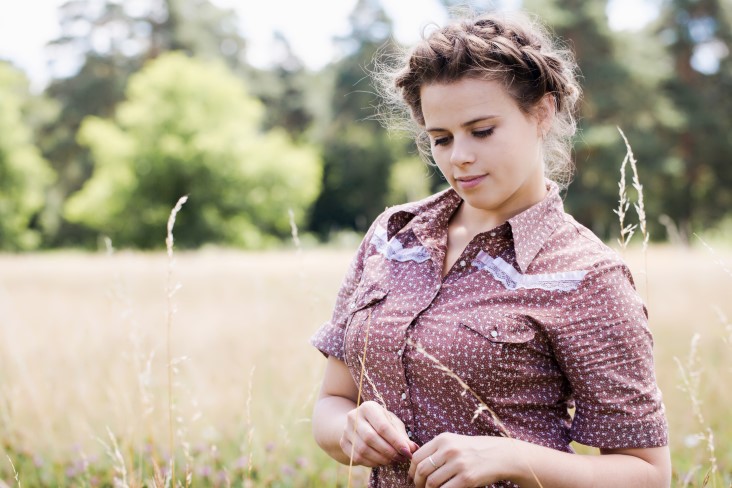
left=311, top=181, right=668, bottom=487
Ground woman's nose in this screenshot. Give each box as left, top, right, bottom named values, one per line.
left=449, top=137, right=476, bottom=166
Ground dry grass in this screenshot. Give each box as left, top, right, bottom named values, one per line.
left=0, top=243, right=730, bottom=486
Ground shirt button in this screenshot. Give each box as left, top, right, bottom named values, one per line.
left=401, top=392, right=407, bottom=400
left=407, top=431, right=413, bottom=438
left=490, top=231, right=496, bottom=237
left=435, top=283, right=441, bottom=291
left=490, top=330, right=499, bottom=338
left=349, top=302, right=356, bottom=310
left=397, top=348, right=403, bottom=356
left=459, top=260, right=466, bottom=267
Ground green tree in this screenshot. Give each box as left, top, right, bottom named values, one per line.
left=64, top=53, right=321, bottom=248
left=248, top=32, right=313, bottom=139
left=0, top=63, right=56, bottom=250
left=309, top=0, right=434, bottom=236
left=655, top=0, right=732, bottom=238
left=524, top=0, right=682, bottom=240
left=40, top=0, right=247, bottom=246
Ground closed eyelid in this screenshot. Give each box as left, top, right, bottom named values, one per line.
left=425, top=115, right=500, bottom=133
left=431, top=135, right=451, bottom=146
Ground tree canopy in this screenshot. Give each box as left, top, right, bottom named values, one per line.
left=64, top=53, right=321, bottom=248
left=0, top=0, right=730, bottom=250
left=0, top=63, right=55, bottom=250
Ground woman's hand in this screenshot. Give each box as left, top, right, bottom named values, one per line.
left=409, top=433, right=509, bottom=488
left=340, top=400, right=419, bottom=467
left=409, top=433, right=671, bottom=488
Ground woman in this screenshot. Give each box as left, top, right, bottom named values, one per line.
left=310, top=11, right=670, bottom=488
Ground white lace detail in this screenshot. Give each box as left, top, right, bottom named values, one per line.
left=472, top=250, right=587, bottom=292
left=371, top=225, right=431, bottom=263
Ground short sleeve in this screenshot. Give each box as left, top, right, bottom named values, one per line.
left=309, top=219, right=380, bottom=360
left=552, top=260, right=668, bottom=449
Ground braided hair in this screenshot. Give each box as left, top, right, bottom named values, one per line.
left=377, top=11, right=581, bottom=189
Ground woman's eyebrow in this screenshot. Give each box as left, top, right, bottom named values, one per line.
left=425, top=115, right=499, bottom=133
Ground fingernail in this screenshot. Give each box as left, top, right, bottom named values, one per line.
left=392, top=454, right=408, bottom=464
left=399, top=447, right=412, bottom=459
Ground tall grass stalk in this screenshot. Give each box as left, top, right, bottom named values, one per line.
left=165, top=195, right=188, bottom=487
left=408, top=340, right=544, bottom=488
left=674, top=334, right=719, bottom=487
left=288, top=208, right=301, bottom=252
left=6, top=455, right=21, bottom=488
left=695, top=235, right=732, bottom=280
left=358, top=358, right=388, bottom=409
left=617, top=128, right=650, bottom=303
left=348, top=310, right=373, bottom=488
left=714, top=308, right=731, bottom=349
left=245, top=366, right=256, bottom=481
left=614, top=138, right=636, bottom=250
left=617, top=128, right=649, bottom=251
left=99, top=427, right=130, bottom=488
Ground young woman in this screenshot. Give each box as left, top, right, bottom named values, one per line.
left=310, top=11, right=670, bottom=488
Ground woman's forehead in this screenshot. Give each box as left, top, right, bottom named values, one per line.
left=420, top=78, right=517, bottom=126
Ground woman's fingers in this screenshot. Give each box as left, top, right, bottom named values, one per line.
left=340, top=435, right=395, bottom=467
left=342, top=401, right=413, bottom=467
left=366, top=404, right=414, bottom=458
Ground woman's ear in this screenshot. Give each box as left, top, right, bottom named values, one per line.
left=536, top=93, right=556, bottom=137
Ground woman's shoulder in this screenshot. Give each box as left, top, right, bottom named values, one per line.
left=546, top=211, right=632, bottom=276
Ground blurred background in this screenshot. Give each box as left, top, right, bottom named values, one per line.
left=1, top=1, right=731, bottom=487
left=1, top=0, right=730, bottom=251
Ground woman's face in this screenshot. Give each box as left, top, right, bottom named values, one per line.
left=420, top=77, right=550, bottom=226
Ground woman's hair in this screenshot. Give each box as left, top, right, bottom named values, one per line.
left=375, top=11, right=581, bottom=188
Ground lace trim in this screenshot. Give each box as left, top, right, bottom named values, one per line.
left=370, top=225, right=431, bottom=263
left=472, top=250, right=587, bottom=292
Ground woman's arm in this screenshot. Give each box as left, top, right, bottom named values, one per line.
left=312, top=356, right=417, bottom=466
left=409, top=433, right=671, bottom=488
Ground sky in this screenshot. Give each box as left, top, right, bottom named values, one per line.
left=0, top=0, right=660, bottom=91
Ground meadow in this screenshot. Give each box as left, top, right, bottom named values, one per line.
left=0, top=241, right=730, bottom=487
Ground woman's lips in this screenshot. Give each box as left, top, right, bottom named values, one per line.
left=455, top=174, right=486, bottom=190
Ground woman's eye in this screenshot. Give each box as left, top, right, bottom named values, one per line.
left=473, top=128, right=495, bottom=138
left=433, top=136, right=450, bottom=147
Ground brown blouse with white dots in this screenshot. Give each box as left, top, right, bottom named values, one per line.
left=311, top=181, right=668, bottom=487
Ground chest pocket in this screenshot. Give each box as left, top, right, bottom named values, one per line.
left=459, top=316, right=536, bottom=344
left=343, top=284, right=389, bottom=368
left=447, top=314, right=537, bottom=400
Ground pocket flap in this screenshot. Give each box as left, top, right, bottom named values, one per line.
left=459, top=315, right=536, bottom=343
left=352, top=284, right=389, bottom=312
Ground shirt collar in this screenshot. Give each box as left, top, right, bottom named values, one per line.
left=385, top=180, right=565, bottom=273
left=396, top=188, right=461, bottom=250
left=508, top=180, right=564, bottom=273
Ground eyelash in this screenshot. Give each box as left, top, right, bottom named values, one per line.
left=432, top=128, right=495, bottom=147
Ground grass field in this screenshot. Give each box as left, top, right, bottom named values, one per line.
left=0, top=243, right=730, bottom=486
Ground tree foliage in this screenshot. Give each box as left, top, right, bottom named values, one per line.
left=64, top=53, right=321, bottom=248
left=2, top=0, right=731, bottom=250
left=655, top=0, right=732, bottom=238
left=40, top=0, right=248, bottom=245
left=522, top=0, right=681, bottom=240
left=309, top=0, right=435, bottom=236
left=0, top=63, right=56, bottom=250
